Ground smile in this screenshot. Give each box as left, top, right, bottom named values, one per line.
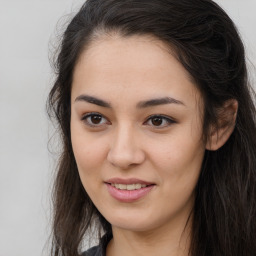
left=110, top=183, right=147, bottom=190
left=105, top=181, right=155, bottom=202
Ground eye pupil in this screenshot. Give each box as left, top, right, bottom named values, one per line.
left=152, top=117, right=163, bottom=126
left=91, top=115, right=102, bottom=124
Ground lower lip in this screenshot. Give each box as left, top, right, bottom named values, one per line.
left=105, top=183, right=155, bottom=202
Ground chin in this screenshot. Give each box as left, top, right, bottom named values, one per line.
left=112, top=221, right=153, bottom=232
left=105, top=211, right=163, bottom=233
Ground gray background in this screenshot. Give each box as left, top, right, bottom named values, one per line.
left=0, top=1, right=255, bottom=256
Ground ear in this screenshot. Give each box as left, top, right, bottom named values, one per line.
left=206, top=99, right=238, bottom=151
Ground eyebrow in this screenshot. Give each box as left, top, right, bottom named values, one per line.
left=75, top=94, right=185, bottom=108
left=75, top=94, right=111, bottom=108
left=137, top=97, right=185, bottom=108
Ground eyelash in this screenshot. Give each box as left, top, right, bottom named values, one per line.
left=81, top=113, right=176, bottom=128
left=144, top=114, right=176, bottom=128
left=81, top=112, right=110, bottom=127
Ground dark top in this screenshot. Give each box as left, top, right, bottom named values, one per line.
left=81, top=233, right=112, bottom=256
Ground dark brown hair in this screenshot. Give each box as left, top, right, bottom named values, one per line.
left=47, top=0, right=256, bottom=255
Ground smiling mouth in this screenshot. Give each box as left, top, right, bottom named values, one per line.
left=105, top=182, right=155, bottom=202
left=109, top=183, right=150, bottom=190
left=105, top=178, right=155, bottom=202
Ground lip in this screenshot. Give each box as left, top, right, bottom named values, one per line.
left=105, top=177, right=154, bottom=185
left=105, top=178, right=155, bottom=203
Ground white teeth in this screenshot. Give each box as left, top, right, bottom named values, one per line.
left=135, top=184, right=141, bottom=189
left=127, top=184, right=135, bottom=190
left=111, top=183, right=148, bottom=190
left=119, top=184, right=126, bottom=190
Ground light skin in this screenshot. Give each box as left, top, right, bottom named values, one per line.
left=70, top=34, right=237, bottom=256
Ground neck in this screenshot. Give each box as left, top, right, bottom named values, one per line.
left=106, top=215, right=192, bottom=256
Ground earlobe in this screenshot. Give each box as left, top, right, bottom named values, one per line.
left=206, top=99, right=238, bottom=151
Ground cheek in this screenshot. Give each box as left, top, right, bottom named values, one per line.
left=149, top=127, right=205, bottom=186
left=71, top=134, right=113, bottom=214
left=71, top=132, right=108, bottom=206
left=71, top=123, right=108, bottom=182
left=73, top=141, right=106, bottom=174
left=148, top=136, right=204, bottom=216
left=152, top=136, right=204, bottom=167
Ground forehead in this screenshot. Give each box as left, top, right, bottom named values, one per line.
left=72, top=34, right=201, bottom=107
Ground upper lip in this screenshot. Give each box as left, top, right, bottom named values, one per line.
left=105, top=178, right=155, bottom=185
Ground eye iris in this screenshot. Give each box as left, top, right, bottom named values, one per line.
left=152, top=117, right=163, bottom=126
left=91, top=115, right=102, bottom=124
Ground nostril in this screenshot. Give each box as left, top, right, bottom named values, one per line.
left=107, top=146, right=146, bottom=169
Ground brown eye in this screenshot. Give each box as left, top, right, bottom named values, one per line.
left=82, top=113, right=109, bottom=127
left=144, top=115, right=175, bottom=128
left=151, top=117, right=163, bottom=126
left=90, top=115, right=102, bottom=124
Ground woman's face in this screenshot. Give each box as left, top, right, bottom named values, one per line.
left=71, top=35, right=206, bottom=232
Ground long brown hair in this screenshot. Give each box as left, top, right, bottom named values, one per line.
left=47, top=0, right=256, bottom=255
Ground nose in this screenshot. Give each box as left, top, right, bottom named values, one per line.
left=107, top=125, right=145, bottom=169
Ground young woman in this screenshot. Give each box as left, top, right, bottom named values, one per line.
left=47, top=0, right=256, bottom=255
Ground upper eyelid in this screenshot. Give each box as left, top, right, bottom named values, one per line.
left=80, top=112, right=176, bottom=125
left=81, top=112, right=110, bottom=126
left=81, top=113, right=174, bottom=119
left=145, top=114, right=176, bottom=122
left=143, top=115, right=176, bottom=129
left=81, top=112, right=107, bottom=119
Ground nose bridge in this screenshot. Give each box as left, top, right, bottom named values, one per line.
left=107, top=122, right=145, bottom=168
